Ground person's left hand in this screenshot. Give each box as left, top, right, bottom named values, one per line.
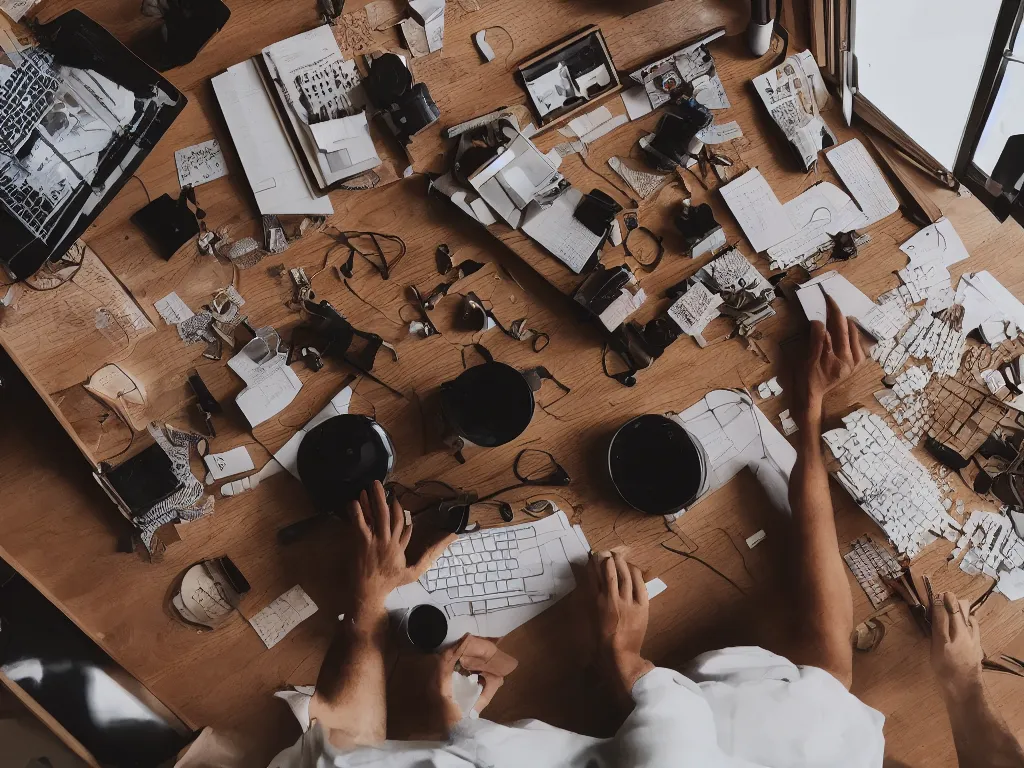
left=436, top=635, right=518, bottom=729
left=350, top=480, right=456, bottom=612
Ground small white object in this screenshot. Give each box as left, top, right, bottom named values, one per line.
left=473, top=30, right=495, bottom=62
left=451, top=671, right=483, bottom=718
left=0, top=285, right=15, bottom=307
left=609, top=219, right=623, bottom=247
left=248, top=586, right=319, bottom=649
left=204, top=446, right=256, bottom=481
left=175, top=139, right=228, bottom=189
left=746, top=530, right=767, bottom=549
left=409, top=0, right=445, bottom=53
left=779, top=409, right=799, bottom=436
left=696, top=121, right=743, bottom=145
left=645, top=578, right=668, bottom=600
left=621, top=86, right=654, bottom=121
left=154, top=292, right=195, bottom=325
left=747, top=20, right=774, bottom=57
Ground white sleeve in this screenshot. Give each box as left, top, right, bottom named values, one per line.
left=612, top=667, right=742, bottom=767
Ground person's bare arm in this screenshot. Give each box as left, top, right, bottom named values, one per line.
left=932, top=590, right=1024, bottom=768
left=309, top=481, right=455, bottom=750
left=787, top=295, right=865, bottom=688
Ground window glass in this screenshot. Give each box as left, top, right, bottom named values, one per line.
left=855, top=0, right=1003, bottom=169
left=973, top=25, right=1024, bottom=176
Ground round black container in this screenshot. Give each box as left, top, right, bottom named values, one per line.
left=440, top=362, right=535, bottom=448
left=405, top=604, right=448, bottom=652
left=608, top=414, right=707, bottom=515
left=297, top=414, right=395, bottom=513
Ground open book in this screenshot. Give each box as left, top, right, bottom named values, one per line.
left=212, top=26, right=384, bottom=216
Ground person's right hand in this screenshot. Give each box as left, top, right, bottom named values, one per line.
left=349, top=481, right=456, bottom=614
left=794, top=294, right=866, bottom=428
left=931, top=590, right=984, bottom=692
left=436, top=634, right=518, bottom=728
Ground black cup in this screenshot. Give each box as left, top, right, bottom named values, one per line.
left=404, top=604, right=448, bottom=652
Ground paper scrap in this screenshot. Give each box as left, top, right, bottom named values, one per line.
left=248, top=586, right=318, bottom=649
left=766, top=182, right=861, bottom=270
left=697, top=121, right=743, bottom=145
left=645, top=578, right=668, bottom=599
left=228, top=327, right=303, bottom=428
left=154, top=292, right=195, bottom=325
left=667, top=282, right=723, bottom=339
left=746, top=530, right=767, bottom=549
left=175, top=139, right=228, bottom=189
left=0, top=0, right=41, bottom=22
left=562, top=106, right=613, bottom=139
left=779, top=409, right=798, bottom=436
left=825, top=139, right=898, bottom=227
left=365, top=0, right=405, bottom=29
left=399, top=18, right=431, bottom=57
left=756, top=376, right=783, bottom=399
left=720, top=169, right=797, bottom=253
left=900, top=217, right=970, bottom=269
left=204, top=446, right=256, bottom=481
left=520, top=187, right=600, bottom=274
left=408, top=0, right=445, bottom=53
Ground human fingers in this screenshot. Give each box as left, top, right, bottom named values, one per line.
left=410, top=532, right=458, bottom=578
left=399, top=513, right=413, bottom=550
left=473, top=670, right=506, bottom=713
left=602, top=553, right=618, bottom=597
left=807, top=321, right=826, bottom=367
left=931, top=590, right=950, bottom=642
left=612, top=551, right=632, bottom=600
left=944, top=592, right=964, bottom=638
left=370, top=481, right=391, bottom=542
left=629, top=564, right=647, bottom=606
left=588, top=555, right=605, bottom=594
left=458, top=637, right=518, bottom=677
left=848, top=318, right=866, bottom=366
left=959, top=600, right=973, bottom=628
left=825, top=294, right=851, bottom=362
left=358, top=490, right=376, bottom=538
left=349, top=499, right=371, bottom=542
left=389, top=494, right=406, bottom=540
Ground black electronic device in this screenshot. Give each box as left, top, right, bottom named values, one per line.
left=440, top=361, right=535, bottom=448
left=131, top=192, right=200, bottom=260
left=296, top=414, right=396, bottom=514
left=608, top=414, right=707, bottom=515
left=0, top=10, right=186, bottom=280
left=102, top=443, right=183, bottom=517
left=645, top=100, right=713, bottom=171
left=365, top=53, right=440, bottom=143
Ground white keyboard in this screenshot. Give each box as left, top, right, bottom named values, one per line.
left=421, top=526, right=546, bottom=604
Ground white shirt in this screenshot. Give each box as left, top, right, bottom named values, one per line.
left=267, top=647, right=885, bottom=768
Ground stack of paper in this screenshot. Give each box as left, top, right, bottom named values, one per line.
left=228, top=326, right=303, bottom=428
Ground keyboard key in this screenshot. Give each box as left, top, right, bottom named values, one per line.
left=496, top=580, right=507, bottom=591
left=439, top=567, right=451, bottom=578
left=509, top=559, right=519, bottom=569
left=458, top=585, right=473, bottom=598
left=499, top=570, right=512, bottom=579
left=472, top=538, right=485, bottom=553
left=484, top=582, right=497, bottom=594
left=522, top=563, right=543, bottom=576
left=471, top=600, right=487, bottom=613
left=475, top=573, right=487, bottom=584
left=447, top=577, right=459, bottom=588
left=470, top=554, right=482, bottom=563
left=516, top=529, right=534, bottom=539
left=484, top=539, right=496, bottom=551
left=466, top=564, right=477, bottom=574
left=507, top=578, right=525, bottom=591
left=472, top=584, right=485, bottom=596
left=509, top=595, right=532, bottom=606
left=458, top=576, right=471, bottom=586
left=447, top=588, right=459, bottom=599
left=427, top=579, right=437, bottom=591
left=487, top=562, right=497, bottom=571
left=486, top=598, right=509, bottom=610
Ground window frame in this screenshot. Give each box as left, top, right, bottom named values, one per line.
left=953, top=0, right=1024, bottom=222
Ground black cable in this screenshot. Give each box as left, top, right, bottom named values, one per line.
left=661, top=542, right=747, bottom=595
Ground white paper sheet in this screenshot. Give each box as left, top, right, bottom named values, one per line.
left=797, top=270, right=906, bottom=341
left=211, top=61, right=334, bottom=216
left=825, top=139, right=899, bottom=227
left=386, top=511, right=590, bottom=646
left=248, top=586, right=318, bottom=649
left=900, top=217, right=970, bottom=268
left=697, top=121, right=743, bottom=145
left=766, top=182, right=861, bottom=269
left=0, top=0, right=41, bottom=21
left=720, top=169, right=797, bottom=252
left=204, top=446, right=256, bottom=480
left=175, top=139, right=228, bottom=189
left=520, top=187, right=601, bottom=273
left=154, top=292, right=195, bottom=325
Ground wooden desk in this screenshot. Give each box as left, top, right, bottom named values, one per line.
left=4, top=0, right=1024, bottom=765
